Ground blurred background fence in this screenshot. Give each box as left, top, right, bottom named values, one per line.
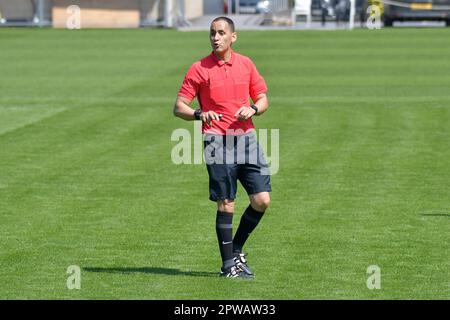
left=0, top=0, right=449, bottom=29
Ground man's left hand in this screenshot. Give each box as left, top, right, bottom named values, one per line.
left=234, top=106, right=256, bottom=121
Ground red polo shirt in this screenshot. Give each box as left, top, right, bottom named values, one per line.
left=178, top=50, right=267, bottom=135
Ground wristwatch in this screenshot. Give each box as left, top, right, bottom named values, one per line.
left=194, top=109, right=202, bottom=120
left=250, top=104, right=258, bottom=115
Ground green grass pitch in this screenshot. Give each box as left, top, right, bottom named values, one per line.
left=0, top=27, right=449, bottom=299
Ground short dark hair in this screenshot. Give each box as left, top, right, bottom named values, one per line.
left=211, top=16, right=235, bottom=32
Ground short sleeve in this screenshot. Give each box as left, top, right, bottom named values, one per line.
left=248, top=60, right=267, bottom=102
left=178, top=63, right=201, bottom=101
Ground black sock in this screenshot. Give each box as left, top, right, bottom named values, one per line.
left=233, top=205, right=265, bottom=253
left=216, top=211, right=234, bottom=271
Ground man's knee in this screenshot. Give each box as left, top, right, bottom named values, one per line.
left=250, top=192, right=270, bottom=212
left=217, top=199, right=235, bottom=213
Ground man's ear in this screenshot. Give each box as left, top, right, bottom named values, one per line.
left=231, top=32, right=237, bottom=44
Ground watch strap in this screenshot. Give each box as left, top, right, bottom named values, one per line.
left=250, top=104, right=258, bottom=115
left=194, top=109, right=202, bottom=120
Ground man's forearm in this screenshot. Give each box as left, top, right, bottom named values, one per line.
left=253, top=94, right=269, bottom=116
left=173, top=98, right=197, bottom=121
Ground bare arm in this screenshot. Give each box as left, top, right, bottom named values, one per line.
left=253, top=93, right=269, bottom=115
left=173, top=96, right=196, bottom=120
left=173, top=95, right=222, bottom=125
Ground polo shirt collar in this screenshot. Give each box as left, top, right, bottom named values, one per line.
left=210, top=50, right=234, bottom=66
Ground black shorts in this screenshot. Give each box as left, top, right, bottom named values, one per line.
left=204, top=131, right=272, bottom=202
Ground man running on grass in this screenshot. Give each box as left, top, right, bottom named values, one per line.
left=173, top=17, right=271, bottom=279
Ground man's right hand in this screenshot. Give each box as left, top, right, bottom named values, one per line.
left=198, top=110, right=222, bottom=126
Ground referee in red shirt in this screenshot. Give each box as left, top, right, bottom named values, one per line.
left=173, top=17, right=271, bottom=279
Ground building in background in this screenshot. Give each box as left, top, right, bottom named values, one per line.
left=0, top=0, right=51, bottom=25
left=0, top=0, right=207, bottom=28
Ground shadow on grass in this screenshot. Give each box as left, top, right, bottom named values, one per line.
left=421, top=214, right=450, bottom=217
left=83, top=267, right=218, bottom=278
